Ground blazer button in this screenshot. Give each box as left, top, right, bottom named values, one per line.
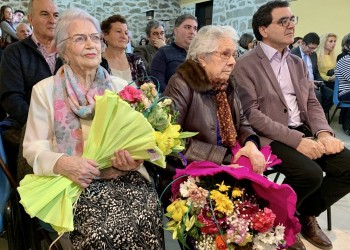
left=284, top=108, right=287, bottom=113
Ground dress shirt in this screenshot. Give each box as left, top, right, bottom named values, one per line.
left=260, top=42, right=302, bottom=127
left=300, top=47, right=314, bottom=80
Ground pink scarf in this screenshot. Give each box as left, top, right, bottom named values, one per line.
left=53, top=64, right=112, bottom=155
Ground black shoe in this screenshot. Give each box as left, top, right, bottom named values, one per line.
left=299, top=215, right=333, bottom=250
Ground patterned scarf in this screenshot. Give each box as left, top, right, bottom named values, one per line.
left=213, top=82, right=237, bottom=147
left=53, top=64, right=112, bottom=155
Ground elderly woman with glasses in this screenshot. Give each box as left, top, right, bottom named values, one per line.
left=160, top=25, right=266, bottom=203
left=22, top=8, right=163, bottom=249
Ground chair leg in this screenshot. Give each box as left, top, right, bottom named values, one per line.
left=329, top=106, right=340, bottom=124
left=327, top=207, right=332, bottom=231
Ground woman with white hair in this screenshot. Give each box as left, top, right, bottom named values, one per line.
left=160, top=25, right=266, bottom=203
left=23, top=8, right=163, bottom=249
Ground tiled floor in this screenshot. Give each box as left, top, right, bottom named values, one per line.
left=1, top=110, right=350, bottom=250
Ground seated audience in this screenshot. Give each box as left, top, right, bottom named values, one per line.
left=289, top=36, right=302, bottom=49
left=134, top=20, right=166, bottom=74
left=0, top=5, right=18, bottom=48
left=0, top=0, right=61, bottom=174
left=16, top=22, right=32, bottom=40
left=12, top=9, right=25, bottom=29
left=237, top=32, right=254, bottom=57
left=151, top=14, right=197, bottom=92
left=316, top=33, right=337, bottom=89
left=23, top=8, right=163, bottom=249
left=233, top=1, right=350, bottom=250
left=335, top=35, right=350, bottom=134
left=161, top=25, right=265, bottom=205
left=100, top=14, right=148, bottom=86
left=337, top=33, right=350, bottom=62
left=291, top=32, right=333, bottom=114
left=138, top=37, right=148, bottom=45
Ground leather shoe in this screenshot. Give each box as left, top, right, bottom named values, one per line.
left=299, top=215, right=333, bottom=249
left=287, top=235, right=306, bottom=250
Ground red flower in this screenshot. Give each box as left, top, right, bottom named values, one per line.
left=251, top=208, right=276, bottom=233
left=197, top=205, right=227, bottom=234
left=119, top=86, right=143, bottom=103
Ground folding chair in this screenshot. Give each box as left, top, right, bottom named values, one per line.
left=328, top=77, right=350, bottom=124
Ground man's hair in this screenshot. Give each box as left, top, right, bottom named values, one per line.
left=252, top=0, right=289, bottom=41
left=101, top=14, right=127, bottom=34
left=174, top=14, right=197, bottom=28
left=14, top=10, right=25, bottom=16
left=27, top=0, right=34, bottom=16
left=145, top=20, right=163, bottom=36
left=303, top=32, right=320, bottom=45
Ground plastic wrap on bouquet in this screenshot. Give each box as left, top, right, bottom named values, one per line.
left=171, top=161, right=301, bottom=247
left=18, top=90, right=165, bottom=234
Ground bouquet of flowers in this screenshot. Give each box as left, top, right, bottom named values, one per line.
left=119, top=82, right=197, bottom=167
left=165, top=161, right=301, bottom=250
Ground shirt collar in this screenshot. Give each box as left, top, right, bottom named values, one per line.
left=260, top=42, right=290, bottom=62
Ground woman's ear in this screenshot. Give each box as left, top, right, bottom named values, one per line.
left=197, top=55, right=207, bottom=68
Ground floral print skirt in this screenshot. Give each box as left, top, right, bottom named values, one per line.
left=70, top=172, right=164, bottom=249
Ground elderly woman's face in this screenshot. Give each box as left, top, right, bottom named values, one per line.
left=103, top=22, right=129, bottom=49
left=199, top=37, right=237, bottom=84
left=63, top=19, right=101, bottom=73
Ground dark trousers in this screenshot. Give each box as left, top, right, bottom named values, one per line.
left=270, top=141, right=350, bottom=217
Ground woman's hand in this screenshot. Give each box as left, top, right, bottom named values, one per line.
left=111, top=149, right=143, bottom=172
left=54, top=156, right=100, bottom=188
left=232, top=141, right=266, bottom=174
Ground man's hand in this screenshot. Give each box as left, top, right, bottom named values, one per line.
left=317, top=132, right=344, bottom=155
left=296, top=138, right=325, bottom=159
left=153, top=39, right=166, bottom=49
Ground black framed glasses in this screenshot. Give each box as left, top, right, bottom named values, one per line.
left=274, top=16, right=298, bottom=27
left=213, top=50, right=238, bottom=60
left=59, top=33, right=102, bottom=45
left=306, top=44, right=318, bottom=52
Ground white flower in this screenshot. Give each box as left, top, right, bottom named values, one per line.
left=179, top=177, right=198, bottom=197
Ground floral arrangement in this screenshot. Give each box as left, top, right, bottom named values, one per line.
left=165, top=171, right=289, bottom=250
left=119, top=82, right=197, bottom=165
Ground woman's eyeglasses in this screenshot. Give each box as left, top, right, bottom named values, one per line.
left=60, top=33, right=102, bottom=44
left=213, top=50, right=238, bottom=60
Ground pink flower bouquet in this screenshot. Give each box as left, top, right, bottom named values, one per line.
left=165, top=161, right=301, bottom=249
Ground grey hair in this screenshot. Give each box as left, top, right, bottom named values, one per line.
left=54, top=8, right=101, bottom=59
left=186, top=25, right=239, bottom=61
left=27, top=0, right=34, bottom=16
left=145, top=20, right=163, bottom=36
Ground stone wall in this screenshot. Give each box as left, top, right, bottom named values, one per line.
left=8, top=0, right=181, bottom=45
left=8, top=0, right=271, bottom=43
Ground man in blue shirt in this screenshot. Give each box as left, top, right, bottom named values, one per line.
left=151, top=14, right=197, bottom=92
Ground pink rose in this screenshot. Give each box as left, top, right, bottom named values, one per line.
left=119, top=86, right=143, bottom=103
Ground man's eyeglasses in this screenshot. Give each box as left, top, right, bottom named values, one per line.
left=59, top=33, right=102, bottom=45
left=274, top=16, right=298, bottom=27
left=151, top=31, right=165, bottom=37
left=213, top=50, right=238, bottom=60
left=306, top=44, right=318, bottom=51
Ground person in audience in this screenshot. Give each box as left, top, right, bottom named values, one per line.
left=233, top=1, right=350, bottom=250
left=161, top=25, right=265, bottom=205
left=100, top=14, right=148, bottom=86
left=134, top=20, right=166, bottom=74
left=151, top=14, right=197, bottom=92
left=138, top=37, right=148, bottom=45
left=12, top=9, right=25, bottom=29
left=289, top=36, right=302, bottom=49
left=291, top=32, right=333, bottom=114
left=0, top=0, right=62, bottom=173
left=316, top=33, right=337, bottom=89
left=0, top=5, right=18, bottom=48
left=337, top=33, right=350, bottom=62
left=335, top=35, right=350, bottom=135
left=237, top=32, right=254, bottom=57
left=16, top=22, right=32, bottom=40
left=23, top=8, right=163, bottom=248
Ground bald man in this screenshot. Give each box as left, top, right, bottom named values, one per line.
left=16, top=23, right=32, bottom=40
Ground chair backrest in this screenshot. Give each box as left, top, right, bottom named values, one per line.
left=0, top=133, right=11, bottom=233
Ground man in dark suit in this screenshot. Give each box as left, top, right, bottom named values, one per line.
left=133, top=20, right=166, bottom=74
left=233, top=1, right=350, bottom=250
left=291, top=32, right=333, bottom=114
